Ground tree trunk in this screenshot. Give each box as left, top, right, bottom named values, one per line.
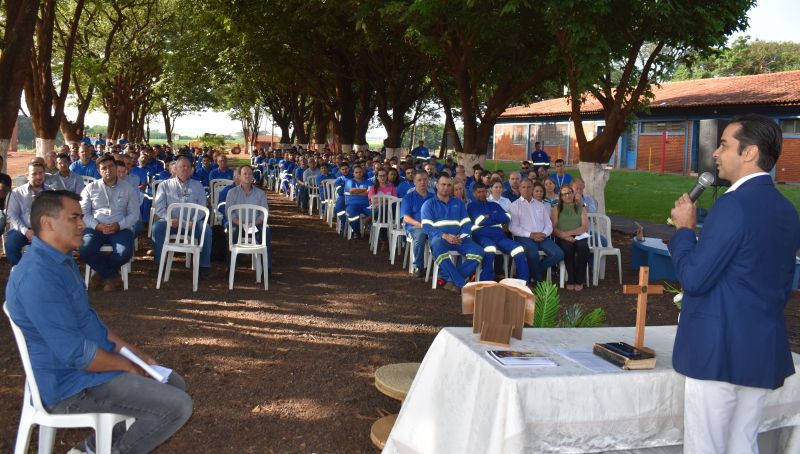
left=35, top=138, right=56, bottom=156
left=335, top=74, right=356, bottom=145
left=162, top=106, right=174, bottom=146
left=577, top=161, right=610, bottom=215
left=60, top=116, right=82, bottom=146
left=0, top=0, right=39, bottom=155
left=0, top=139, right=9, bottom=169
left=459, top=153, right=485, bottom=170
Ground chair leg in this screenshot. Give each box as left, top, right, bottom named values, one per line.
left=38, top=425, right=56, bottom=454
left=425, top=250, right=433, bottom=282
left=431, top=262, right=439, bottom=289
left=192, top=252, right=200, bottom=292
left=559, top=261, right=566, bottom=288
left=95, top=415, right=117, bottom=454
left=156, top=250, right=167, bottom=289
left=85, top=264, right=92, bottom=288
left=122, top=262, right=129, bottom=291
left=228, top=251, right=238, bottom=290
left=254, top=253, right=262, bottom=283
left=13, top=419, right=34, bottom=454
left=164, top=251, right=175, bottom=282
left=263, top=253, right=269, bottom=290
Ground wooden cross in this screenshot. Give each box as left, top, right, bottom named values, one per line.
left=622, top=267, right=663, bottom=349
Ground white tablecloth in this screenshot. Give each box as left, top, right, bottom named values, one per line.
left=383, top=326, right=800, bottom=454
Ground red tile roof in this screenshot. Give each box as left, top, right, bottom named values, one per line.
left=501, top=70, right=800, bottom=118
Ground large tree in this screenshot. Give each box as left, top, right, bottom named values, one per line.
left=0, top=0, right=39, bottom=164
left=398, top=0, right=560, bottom=168
left=24, top=0, right=85, bottom=156
left=545, top=0, right=753, bottom=214
left=672, top=36, right=800, bottom=80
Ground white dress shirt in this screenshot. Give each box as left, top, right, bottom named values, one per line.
left=509, top=196, right=553, bottom=238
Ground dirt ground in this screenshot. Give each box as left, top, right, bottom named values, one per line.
left=1, top=151, right=798, bottom=452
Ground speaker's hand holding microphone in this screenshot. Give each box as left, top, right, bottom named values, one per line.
left=668, top=172, right=714, bottom=228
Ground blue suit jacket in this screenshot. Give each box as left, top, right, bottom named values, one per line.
left=669, top=175, right=800, bottom=389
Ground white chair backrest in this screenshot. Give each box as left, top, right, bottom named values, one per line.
left=81, top=175, right=96, bottom=185
left=150, top=178, right=164, bottom=196
left=321, top=179, right=337, bottom=202
left=4, top=302, right=47, bottom=413
left=393, top=199, right=404, bottom=229
left=210, top=179, right=233, bottom=205
left=587, top=213, right=613, bottom=248
left=226, top=204, right=269, bottom=247
left=372, top=195, right=400, bottom=226
left=165, top=203, right=209, bottom=246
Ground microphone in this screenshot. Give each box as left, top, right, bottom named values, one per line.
left=688, top=172, right=715, bottom=202
left=667, top=172, right=714, bottom=225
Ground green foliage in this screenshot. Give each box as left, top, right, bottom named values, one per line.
left=575, top=308, right=607, bottom=328
left=199, top=134, right=225, bottom=147
left=533, top=281, right=560, bottom=328
left=671, top=36, right=800, bottom=80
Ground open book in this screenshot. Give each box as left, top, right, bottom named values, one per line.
left=120, top=347, right=173, bottom=383
left=487, top=350, right=557, bottom=367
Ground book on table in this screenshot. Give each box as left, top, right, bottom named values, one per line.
left=487, top=350, right=557, bottom=367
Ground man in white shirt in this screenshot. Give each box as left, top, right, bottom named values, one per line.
left=508, top=178, right=564, bottom=283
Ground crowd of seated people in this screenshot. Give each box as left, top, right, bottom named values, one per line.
left=266, top=144, right=598, bottom=292
left=2, top=140, right=277, bottom=288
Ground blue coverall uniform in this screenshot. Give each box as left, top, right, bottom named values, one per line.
left=468, top=200, right=529, bottom=282
left=421, top=196, right=483, bottom=288
left=345, top=178, right=372, bottom=235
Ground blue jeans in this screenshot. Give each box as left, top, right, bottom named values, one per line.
left=297, top=185, right=309, bottom=209
left=152, top=220, right=212, bottom=268
left=48, top=372, right=192, bottom=454
left=5, top=229, right=31, bottom=266
left=513, top=236, right=564, bottom=281
left=79, top=228, right=135, bottom=280
left=405, top=226, right=427, bottom=271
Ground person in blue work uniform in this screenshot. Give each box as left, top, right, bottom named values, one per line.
left=401, top=170, right=434, bottom=278
left=530, top=141, right=551, bottom=172
left=209, top=154, right=234, bottom=182
left=421, top=174, right=484, bottom=292
left=279, top=153, right=296, bottom=194
left=344, top=165, right=372, bottom=239
left=193, top=154, right=214, bottom=187
left=410, top=140, right=430, bottom=161
left=468, top=182, right=529, bottom=283
left=396, top=166, right=415, bottom=197
left=333, top=162, right=351, bottom=234
left=69, top=144, right=101, bottom=179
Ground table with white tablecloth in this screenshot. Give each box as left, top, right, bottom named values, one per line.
left=383, top=326, right=800, bottom=454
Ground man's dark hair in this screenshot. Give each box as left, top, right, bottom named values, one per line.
left=472, top=182, right=487, bottom=193
left=96, top=154, right=116, bottom=167
left=31, top=190, right=81, bottom=236
left=555, top=158, right=565, bottom=164
left=56, top=153, right=69, bottom=160
left=175, top=155, right=191, bottom=166
left=472, top=164, right=483, bottom=171
left=114, top=159, right=126, bottom=167
left=436, top=173, right=451, bottom=183
left=730, top=114, right=782, bottom=172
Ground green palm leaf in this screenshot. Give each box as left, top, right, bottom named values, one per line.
left=533, top=281, right=560, bottom=328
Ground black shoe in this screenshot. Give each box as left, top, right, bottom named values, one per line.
left=199, top=267, right=211, bottom=278
left=414, top=268, right=426, bottom=278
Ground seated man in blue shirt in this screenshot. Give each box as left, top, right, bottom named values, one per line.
left=69, top=144, right=101, bottom=179
left=410, top=140, right=430, bottom=161
left=550, top=158, right=573, bottom=192
left=6, top=190, right=192, bottom=454
left=421, top=174, right=484, bottom=292
left=192, top=154, right=214, bottom=187
left=79, top=155, right=141, bottom=292
left=401, top=170, right=434, bottom=278
left=209, top=154, right=234, bottom=182
left=152, top=156, right=212, bottom=276
left=344, top=165, right=373, bottom=239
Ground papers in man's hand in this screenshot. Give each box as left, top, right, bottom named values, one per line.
left=459, top=233, right=469, bottom=238
left=574, top=232, right=591, bottom=241
left=487, top=350, right=557, bottom=367
left=120, top=347, right=173, bottom=383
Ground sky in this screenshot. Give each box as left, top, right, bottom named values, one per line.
left=73, top=0, right=800, bottom=141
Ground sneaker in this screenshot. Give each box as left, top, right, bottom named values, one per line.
left=436, top=278, right=447, bottom=287
left=414, top=268, right=426, bottom=278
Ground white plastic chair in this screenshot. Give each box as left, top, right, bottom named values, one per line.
left=320, top=179, right=337, bottom=223
left=370, top=195, right=400, bottom=255
left=3, top=303, right=133, bottom=454
left=84, top=245, right=132, bottom=291
left=307, top=181, right=320, bottom=216
left=425, top=247, right=463, bottom=290
left=156, top=203, right=209, bottom=292
left=147, top=179, right=165, bottom=238
left=81, top=175, right=97, bottom=185
left=226, top=204, right=269, bottom=290
left=388, top=202, right=406, bottom=265
left=209, top=179, right=233, bottom=226
left=588, top=213, right=622, bottom=286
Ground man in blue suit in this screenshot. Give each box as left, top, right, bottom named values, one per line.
left=669, top=115, right=800, bottom=453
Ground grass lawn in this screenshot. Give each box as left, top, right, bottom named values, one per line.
left=486, top=160, right=800, bottom=223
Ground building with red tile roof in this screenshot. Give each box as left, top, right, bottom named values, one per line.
left=495, top=71, right=800, bottom=182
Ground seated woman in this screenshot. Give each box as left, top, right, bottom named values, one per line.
left=543, top=178, right=558, bottom=208
left=532, top=181, right=549, bottom=212
left=368, top=168, right=397, bottom=205
left=487, top=181, right=511, bottom=212
left=453, top=179, right=468, bottom=204
left=551, top=183, right=590, bottom=291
